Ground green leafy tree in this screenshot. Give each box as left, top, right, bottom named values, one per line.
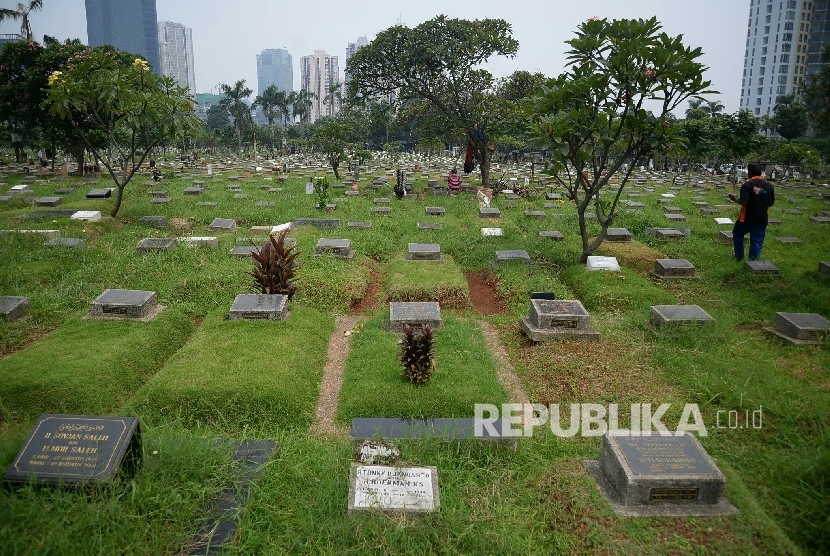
left=254, top=84, right=285, bottom=157
left=774, top=141, right=807, bottom=181
left=529, top=17, right=713, bottom=262
left=219, top=80, right=252, bottom=154
left=289, top=89, right=315, bottom=127
left=772, top=94, right=809, bottom=140
left=0, top=0, right=43, bottom=41
left=347, top=15, right=519, bottom=187
left=717, top=110, right=760, bottom=181
left=46, top=50, right=200, bottom=216
left=324, top=81, right=341, bottom=118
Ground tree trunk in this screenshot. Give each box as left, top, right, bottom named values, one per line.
left=473, top=139, right=492, bottom=187
left=110, top=184, right=125, bottom=217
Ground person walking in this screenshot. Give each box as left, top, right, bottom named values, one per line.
left=728, top=162, right=775, bottom=261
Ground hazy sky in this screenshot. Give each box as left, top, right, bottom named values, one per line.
left=1, top=0, right=748, bottom=111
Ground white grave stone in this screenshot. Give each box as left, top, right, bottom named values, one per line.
left=481, top=227, right=503, bottom=237
left=714, top=218, right=733, bottom=225
left=70, top=210, right=102, bottom=222
left=586, top=256, right=620, bottom=271
left=349, top=464, right=439, bottom=513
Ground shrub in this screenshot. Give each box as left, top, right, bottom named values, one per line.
left=250, top=230, right=299, bottom=300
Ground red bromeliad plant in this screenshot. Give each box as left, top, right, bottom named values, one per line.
left=249, top=230, right=299, bottom=300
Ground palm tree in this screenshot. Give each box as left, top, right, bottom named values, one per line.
left=290, top=89, right=316, bottom=127
left=685, top=98, right=704, bottom=116
left=0, top=1, right=43, bottom=41
left=254, top=84, right=283, bottom=156
left=324, top=81, right=342, bottom=117
left=219, top=80, right=253, bottom=155
left=704, top=100, right=725, bottom=117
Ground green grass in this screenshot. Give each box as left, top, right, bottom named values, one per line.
left=126, top=306, right=333, bottom=435
left=0, top=308, right=195, bottom=422
left=336, top=314, right=508, bottom=422
left=0, top=424, right=236, bottom=556
left=384, top=254, right=470, bottom=308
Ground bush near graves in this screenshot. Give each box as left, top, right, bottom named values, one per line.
left=0, top=308, right=194, bottom=421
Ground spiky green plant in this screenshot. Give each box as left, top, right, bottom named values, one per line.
left=313, top=176, right=330, bottom=210
left=399, top=324, right=434, bottom=385
left=249, top=230, right=299, bottom=300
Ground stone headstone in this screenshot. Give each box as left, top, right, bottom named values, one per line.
left=520, top=299, right=599, bottom=341
left=665, top=214, right=686, bottom=222
left=208, top=218, right=237, bottom=232
left=3, top=414, right=142, bottom=487
left=0, top=296, right=29, bottom=321
left=583, top=433, right=734, bottom=517
left=89, top=289, right=161, bottom=320
left=774, top=236, right=801, bottom=244
left=650, top=305, right=715, bottom=328
left=406, top=243, right=442, bottom=261
left=70, top=211, right=101, bottom=222
left=373, top=198, right=390, bottom=204
left=745, top=260, right=780, bottom=275
left=313, top=238, right=354, bottom=259
left=348, top=464, right=439, bottom=513
left=545, top=192, right=562, bottom=200
left=350, top=417, right=513, bottom=441
left=347, top=221, right=372, bottom=229
left=371, top=206, right=391, bottom=215
left=481, top=227, right=503, bottom=237
left=293, top=218, right=340, bottom=229
left=137, top=238, right=177, bottom=252
left=713, top=217, right=733, bottom=225
left=538, top=230, right=563, bottom=240
left=388, top=301, right=442, bottom=332
left=229, top=246, right=258, bottom=257
left=820, top=261, right=830, bottom=276
left=809, top=216, right=830, bottom=223
left=150, top=197, right=171, bottom=204
left=606, top=228, right=632, bottom=242
left=586, top=256, right=620, bottom=271
left=228, top=294, right=288, bottom=321
left=180, top=236, right=219, bottom=248
left=652, top=259, right=697, bottom=280
left=36, top=197, right=62, bottom=207
left=425, top=206, right=445, bottom=216
left=479, top=207, right=501, bottom=219
left=654, top=229, right=686, bottom=240
left=495, top=250, right=530, bottom=264
left=85, top=188, right=111, bottom=199
left=417, top=222, right=442, bottom=230
left=138, top=216, right=167, bottom=228
left=44, top=238, right=85, bottom=250
left=525, top=210, right=546, bottom=219
left=182, top=187, right=202, bottom=195
left=10, top=184, right=32, bottom=194
left=767, top=312, right=830, bottom=345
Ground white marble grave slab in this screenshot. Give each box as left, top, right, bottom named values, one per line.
left=714, top=218, right=733, bottom=225
left=70, top=210, right=101, bottom=222
left=586, top=256, right=620, bottom=271
left=481, top=227, right=503, bottom=237
left=349, top=464, right=438, bottom=513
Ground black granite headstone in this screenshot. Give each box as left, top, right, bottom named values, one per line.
left=3, top=414, right=141, bottom=486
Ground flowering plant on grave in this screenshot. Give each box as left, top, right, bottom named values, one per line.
left=399, top=324, right=434, bottom=385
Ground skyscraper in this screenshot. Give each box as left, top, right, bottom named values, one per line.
left=257, top=48, right=293, bottom=96
left=158, top=21, right=195, bottom=97
left=300, top=50, right=340, bottom=123
left=85, top=0, right=160, bottom=72
left=344, top=36, right=368, bottom=84
left=740, top=0, right=828, bottom=118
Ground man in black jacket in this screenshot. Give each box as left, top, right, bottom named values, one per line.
left=728, top=162, right=775, bottom=261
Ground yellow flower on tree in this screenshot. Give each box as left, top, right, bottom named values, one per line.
left=132, top=58, right=149, bottom=71
left=47, top=70, right=62, bottom=86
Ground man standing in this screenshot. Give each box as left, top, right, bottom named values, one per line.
left=728, top=162, right=775, bottom=261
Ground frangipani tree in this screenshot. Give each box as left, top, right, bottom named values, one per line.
left=45, top=49, right=200, bottom=216
left=530, top=17, right=714, bottom=262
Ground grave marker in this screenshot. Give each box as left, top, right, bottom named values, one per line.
left=180, top=236, right=219, bottom=248
left=89, top=289, right=162, bottom=320
left=586, top=256, right=620, bottom=271
left=745, top=260, right=780, bottom=275
left=479, top=208, right=501, bottom=218
left=208, top=218, right=237, bottom=232
left=495, top=250, right=530, bottom=264
left=348, top=464, right=439, bottom=513
left=766, top=312, right=830, bottom=345
left=0, top=296, right=29, bottom=321
left=35, top=196, right=62, bottom=207
left=538, top=230, right=563, bottom=240
left=44, top=238, right=85, bottom=250
left=228, top=294, right=288, bottom=321
left=520, top=299, right=599, bottom=341
left=425, top=207, right=445, bottom=216
left=137, top=238, right=177, bottom=252
left=406, top=243, right=442, bottom=261
left=583, top=434, right=735, bottom=517
left=70, top=211, right=101, bottom=222
left=417, top=222, right=442, bottom=230
left=652, top=259, right=698, bottom=279
left=3, top=414, right=142, bottom=487
left=388, top=302, right=442, bottom=332
left=85, top=188, right=111, bottom=199
left=650, top=305, right=715, bottom=328
left=481, top=227, right=503, bottom=237
left=605, top=228, right=632, bottom=242
left=313, top=238, right=355, bottom=259
left=293, top=218, right=340, bottom=229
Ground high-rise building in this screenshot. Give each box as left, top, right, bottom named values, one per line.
left=85, top=0, right=160, bottom=72
left=256, top=48, right=293, bottom=124
left=740, top=0, right=829, bottom=118
left=158, top=21, right=195, bottom=97
left=300, top=50, right=340, bottom=123
left=344, top=36, right=368, bottom=84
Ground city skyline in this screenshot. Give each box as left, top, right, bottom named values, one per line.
left=2, top=0, right=748, bottom=113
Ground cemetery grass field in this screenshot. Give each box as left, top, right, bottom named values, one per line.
left=0, top=165, right=828, bottom=555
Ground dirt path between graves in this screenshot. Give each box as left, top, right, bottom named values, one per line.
left=310, top=315, right=362, bottom=437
